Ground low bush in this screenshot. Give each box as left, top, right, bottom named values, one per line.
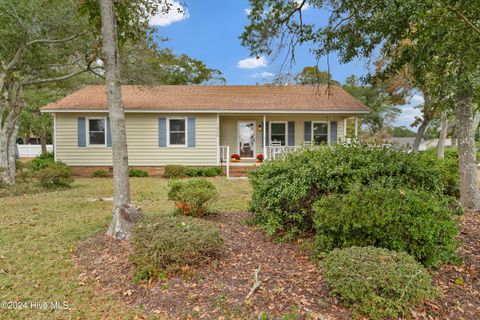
left=28, top=152, right=55, bottom=171
left=250, top=143, right=452, bottom=237
left=185, top=167, right=222, bottom=177
left=420, top=147, right=460, bottom=197
left=313, top=185, right=460, bottom=267
left=164, top=164, right=187, bottom=178
left=322, top=246, right=438, bottom=319
left=129, top=169, right=148, bottom=177
left=130, top=214, right=223, bottom=281
left=92, top=169, right=109, bottom=178
left=168, top=178, right=218, bottom=217
left=36, top=162, right=74, bottom=188
left=15, top=160, right=25, bottom=171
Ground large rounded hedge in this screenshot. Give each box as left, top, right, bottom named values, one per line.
left=249, top=144, right=457, bottom=238
left=313, top=185, right=460, bottom=267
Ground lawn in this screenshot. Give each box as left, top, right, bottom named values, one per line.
left=0, top=177, right=251, bottom=320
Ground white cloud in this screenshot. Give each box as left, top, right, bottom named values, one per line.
left=251, top=72, right=275, bottom=78
left=296, top=0, right=310, bottom=10
left=237, top=56, right=268, bottom=69
left=149, top=0, right=189, bottom=27
left=410, top=94, right=424, bottom=105
left=244, top=8, right=252, bottom=15
left=393, top=103, right=422, bottom=127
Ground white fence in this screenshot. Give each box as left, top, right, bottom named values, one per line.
left=17, top=144, right=53, bottom=158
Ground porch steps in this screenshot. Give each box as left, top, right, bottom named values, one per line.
left=225, top=165, right=258, bottom=177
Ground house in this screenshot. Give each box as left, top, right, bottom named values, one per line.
left=41, top=85, right=369, bottom=176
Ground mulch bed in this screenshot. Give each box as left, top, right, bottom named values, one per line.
left=420, top=211, right=480, bottom=319
left=74, top=211, right=480, bottom=319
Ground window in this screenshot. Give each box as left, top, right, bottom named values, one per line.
left=312, top=122, right=329, bottom=145
left=168, top=118, right=186, bottom=146
left=270, top=122, right=287, bottom=146
left=88, top=118, right=106, bottom=146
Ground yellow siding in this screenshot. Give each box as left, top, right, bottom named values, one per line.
left=55, top=113, right=218, bottom=166
left=219, top=114, right=348, bottom=156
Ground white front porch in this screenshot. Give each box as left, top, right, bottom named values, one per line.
left=217, top=113, right=359, bottom=177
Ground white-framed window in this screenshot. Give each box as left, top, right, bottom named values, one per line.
left=167, top=117, right=187, bottom=147
left=87, top=117, right=107, bottom=146
left=312, top=121, right=329, bottom=145
left=270, top=121, right=288, bottom=146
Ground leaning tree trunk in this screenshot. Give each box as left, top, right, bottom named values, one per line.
left=438, top=112, right=449, bottom=160
left=6, top=124, right=18, bottom=184
left=40, top=127, right=47, bottom=154
left=455, top=80, right=480, bottom=210
left=413, top=118, right=429, bottom=151
left=99, top=0, right=143, bottom=240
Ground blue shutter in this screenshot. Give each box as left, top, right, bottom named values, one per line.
left=158, top=117, right=167, bottom=147
left=265, top=121, right=270, bottom=146
left=106, top=117, right=112, bottom=147
left=304, top=121, right=312, bottom=143
left=78, top=117, right=86, bottom=147
left=187, top=117, right=196, bottom=147
left=288, top=121, right=295, bottom=146
left=330, top=121, right=338, bottom=145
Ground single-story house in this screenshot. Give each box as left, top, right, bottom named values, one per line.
left=41, top=85, right=369, bottom=176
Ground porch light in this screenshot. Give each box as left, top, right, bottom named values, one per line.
left=258, top=124, right=262, bottom=132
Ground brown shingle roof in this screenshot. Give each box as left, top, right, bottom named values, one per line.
left=41, top=85, right=369, bottom=113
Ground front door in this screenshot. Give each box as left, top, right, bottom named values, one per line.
left=238, top=121, right=256, bottom=158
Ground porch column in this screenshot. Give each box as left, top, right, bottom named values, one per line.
left=354, top=116, right=358, bottom=140
left=216, top=113, right=220, bottom=165
left=263, top=115, right=267, bottom=159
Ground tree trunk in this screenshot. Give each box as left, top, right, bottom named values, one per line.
left=6, top=124, right=18, bottom=184
left=451, top=123, right=457, bottom=147
left=438, top=113, right=448, bottom=160
left=40, top=127, right=47, bottom=154
left=413, top=118, right=429, bottom=151
left=473, top=111, right=480, bottom=139
left=99, top=0, right=141, bottom=240
left=455, top=79, right=480, bottom=210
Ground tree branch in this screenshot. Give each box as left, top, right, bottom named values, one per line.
left=448, top=6, right=480, bottom=37
left=26, top=32, right=87, bottom=47
left=281, top=0, right=306, bottom=24
left=22, top=69, right=87, bottom=86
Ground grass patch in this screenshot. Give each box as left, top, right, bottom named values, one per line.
left=0, top=177, right=250, bottom=319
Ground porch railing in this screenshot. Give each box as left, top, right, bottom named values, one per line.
left=219, top=145, right=230, bottom=178
left=265, top=145, right=304, bottom=161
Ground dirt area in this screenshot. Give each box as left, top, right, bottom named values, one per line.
left=421, top=211, right=480, bottom=319
left=74, top=211, right=480, bottom=319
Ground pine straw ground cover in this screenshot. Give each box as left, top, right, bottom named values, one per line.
left=74, top=210, right=480, bottom=320
left=2, top=175, right=480, bottom=319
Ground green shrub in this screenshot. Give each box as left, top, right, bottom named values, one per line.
left=15, top=160, right=25, bottom=171
left=420, top=147, right=460, bottom=197
left=313, top=185, right=460, bottom=267
left=322, top=246, right=438, bottom=319
left=28, top=152, right=55, bottom=171
left=250, top=144, right=451, bottom=237
left=92, top=169, right=109, bottom=178
left=128, top=169, right=148, bottom=177
left=36, top=162, right=74, bottom=188
left=168, top=178, right=218, bottom=217
left=164, top=164, right=187, bottom=178
left=185, top=167, right=222, bottom=177
left=130, top=214, right=223, bottom=281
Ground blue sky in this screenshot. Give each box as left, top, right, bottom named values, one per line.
left=150, top=0, right=421, bottom=127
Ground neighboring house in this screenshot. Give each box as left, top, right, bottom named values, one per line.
left=41, top=85, right=369, bottom=176
left=386, top=137, right=452, bottom=151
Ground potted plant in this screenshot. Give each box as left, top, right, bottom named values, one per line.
left=231, top=153, right=241, bottom=162
left=256, top=154, right=264, bottom=163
